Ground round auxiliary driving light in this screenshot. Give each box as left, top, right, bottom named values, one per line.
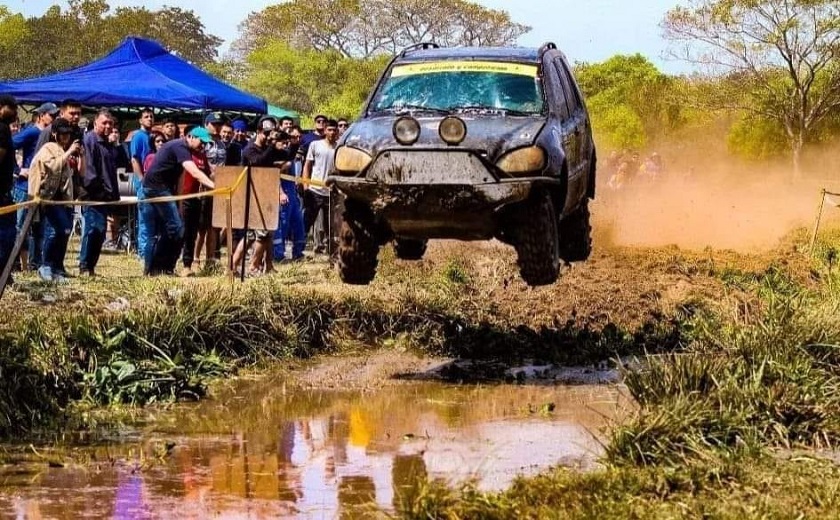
left=393, top=116, right=421, bottom=145
left=438, top=116, right=467, bottom=145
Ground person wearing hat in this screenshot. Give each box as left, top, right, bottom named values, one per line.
left=231, top=119, right=249, bottom=146
left=27, top=118, right=82, bottom=282
left=0, top=94, right=19, bottom=281
left=141, top=127, right=215, bottom=276
left=11, top=102, right=59, bottom=271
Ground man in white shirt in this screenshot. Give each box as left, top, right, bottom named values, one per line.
left=302, top=118, right=338, bottom=254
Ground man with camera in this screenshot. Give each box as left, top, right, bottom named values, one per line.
left=232, top=116, right=292, bottom=275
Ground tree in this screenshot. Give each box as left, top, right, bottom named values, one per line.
left=241, top=41, right=389, bottom=121
left=663, top=0, right=840, bottom=179
left=0, top=0, right=222, bottom=80
left=233, top=0, right=530, bottom=59
left=574, top=54, right=681, bottom=150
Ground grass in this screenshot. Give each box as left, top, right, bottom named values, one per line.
left=0, top=243, right=687, bottom=437
left=393, top=228, right=840, bottom=518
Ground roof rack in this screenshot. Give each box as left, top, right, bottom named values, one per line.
left=538, top=42, right=557, bottom=59
left=400, top=42, right=441, bottom=57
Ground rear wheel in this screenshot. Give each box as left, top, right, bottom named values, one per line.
left=511, top=191, right=560, bottom=286
left=393, top=239, right=428, bottom=260
left=559, top=199, right=592, bottom=262
left=337, top=200, right=379, bottom=285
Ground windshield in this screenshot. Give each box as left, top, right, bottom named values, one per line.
left=370, top=60, right=545, bottom=115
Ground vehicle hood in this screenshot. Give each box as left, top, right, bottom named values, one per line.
left=342, top=115, right=546, bottom=161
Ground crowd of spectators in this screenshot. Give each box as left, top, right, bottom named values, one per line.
left=0, top=93, right=346, bottom=283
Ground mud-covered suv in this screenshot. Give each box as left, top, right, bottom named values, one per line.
left=328, top=42, right=596, bottom=286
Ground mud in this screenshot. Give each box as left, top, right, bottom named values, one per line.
left=0, top=364, right=624, bottom=519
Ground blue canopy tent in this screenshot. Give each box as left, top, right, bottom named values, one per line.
left=0, top=37, right=267, bottom=113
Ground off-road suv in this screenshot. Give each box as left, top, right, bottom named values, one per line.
left=328, top=42, right=596, bottom=286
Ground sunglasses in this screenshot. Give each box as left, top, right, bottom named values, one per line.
left=315, top=119, right=326, bottom=124
left=338, top=123, right=348, bottom=127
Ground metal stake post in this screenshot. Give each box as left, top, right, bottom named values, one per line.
left=240, top=166, right=253, bottom=282
left=809, top=189, right=827, bottom=254
left=0, top=203, right=36, bottom=300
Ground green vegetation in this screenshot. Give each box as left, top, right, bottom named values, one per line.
left=0, top=254, right=682, bottom=438
left=396, top=233, right=840, bottom=518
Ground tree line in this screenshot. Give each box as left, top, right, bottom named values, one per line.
left=1, top=0, right=838, bottom=176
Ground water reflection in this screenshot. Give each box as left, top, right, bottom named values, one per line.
left=0, top=381, right=622, bottom=519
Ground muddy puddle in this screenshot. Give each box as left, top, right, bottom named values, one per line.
left=0, top=375, right=623, bottom=519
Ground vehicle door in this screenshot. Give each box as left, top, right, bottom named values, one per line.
left=554, top=57, right=589, bottom=206
left=541, top=58, right=574, bottom=181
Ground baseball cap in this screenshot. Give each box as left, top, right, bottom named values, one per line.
left=232, top=119, right=248, bottom=131
left=204, top=112, right=223, bottom=125
left=188, top=127, right=213, bottom=143
left=258, top=116, right=277, bottom=132
left=34, top=102, right=59, bottom=116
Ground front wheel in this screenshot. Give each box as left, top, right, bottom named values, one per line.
left=511, top=191, right=560, bottom=286
left=337, top=200, right=380, bottom=285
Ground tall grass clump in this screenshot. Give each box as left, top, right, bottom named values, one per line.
left=610, top=266, right=840, bottom=466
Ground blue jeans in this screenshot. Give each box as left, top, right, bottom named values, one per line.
left=142, top=188, right=184, bottom=275
left=274, top=180, right=306, bottom=260
left=0, top=194, right=16, bottom=276
left=79, top=205, right=110, bottom=272
left=134, top=176, right=150, bottom=257
left=13, top=182, right=42, bottom=269
left=41, top=205, right=73, bottom=272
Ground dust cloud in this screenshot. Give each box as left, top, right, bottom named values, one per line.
left=593, top=152, right=840, bottom=252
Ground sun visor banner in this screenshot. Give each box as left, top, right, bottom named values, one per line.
left=391, top=61, right=539, bottom=78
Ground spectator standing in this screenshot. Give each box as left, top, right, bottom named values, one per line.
left=141, top=128, right=215, bottom=276
left=78, top=110, right=120, bottom=277
left=302, top=119, right=338, bottom=254
left=0, top=95, right=18, bottom=280
left=337, top=118, right=350, bottom=137
left=35, top=99, right=82, bottom=152
left=220, top=121, right=242, bottom=166
left=129, top=108, right=155, bottom=257
left=178, top=126, right=210, bottom=275
left=299, top=114, right=326, bottom=158
left=231, top=119, right=249, bottom=146
left=233, top=117, right=292, bottom=274
left=27, top=118, right=81, bottom=282
left=160, top=118, right=179, bottom=141
left=275, top=125, right=306, bottom=262
left=12, top=102, right=58, bottom=271
left=194, top=113, right=226, bottom=269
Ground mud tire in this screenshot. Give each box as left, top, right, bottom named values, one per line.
left=337, top=201, right=379, bottom=285
left=559, top=199, right=592, bottom=262
left=393, top=239, right=428, bottom=260
left=511, top=191, right=560, bottom=286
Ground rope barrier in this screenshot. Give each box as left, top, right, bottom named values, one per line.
left=0, top=166, right=249, bottom=216
left=0, top=168, right=329, bottom=216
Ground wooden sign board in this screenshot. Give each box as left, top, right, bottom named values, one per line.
left=212, top=166, right=280, bottom=231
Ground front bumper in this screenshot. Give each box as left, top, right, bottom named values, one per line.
left=329, top=149, right=559, bottom=239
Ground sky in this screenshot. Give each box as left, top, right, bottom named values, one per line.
left=9, top=0, right=688, bottom=72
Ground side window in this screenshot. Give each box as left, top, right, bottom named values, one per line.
left=555, top=58, right=581, bottom=115
left=547, top=61, right=571, bottom=120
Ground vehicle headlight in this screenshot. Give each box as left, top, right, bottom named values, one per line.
left=334, top=146, right=373, bottom=174
left=496, top=146, right=547, bottom=175
left=393, top=116, right=421, bottom=145
left=438, top=116, right=467, bottom=145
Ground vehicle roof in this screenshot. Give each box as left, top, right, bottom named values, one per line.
left=397, top=46, right=544, bottom=63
